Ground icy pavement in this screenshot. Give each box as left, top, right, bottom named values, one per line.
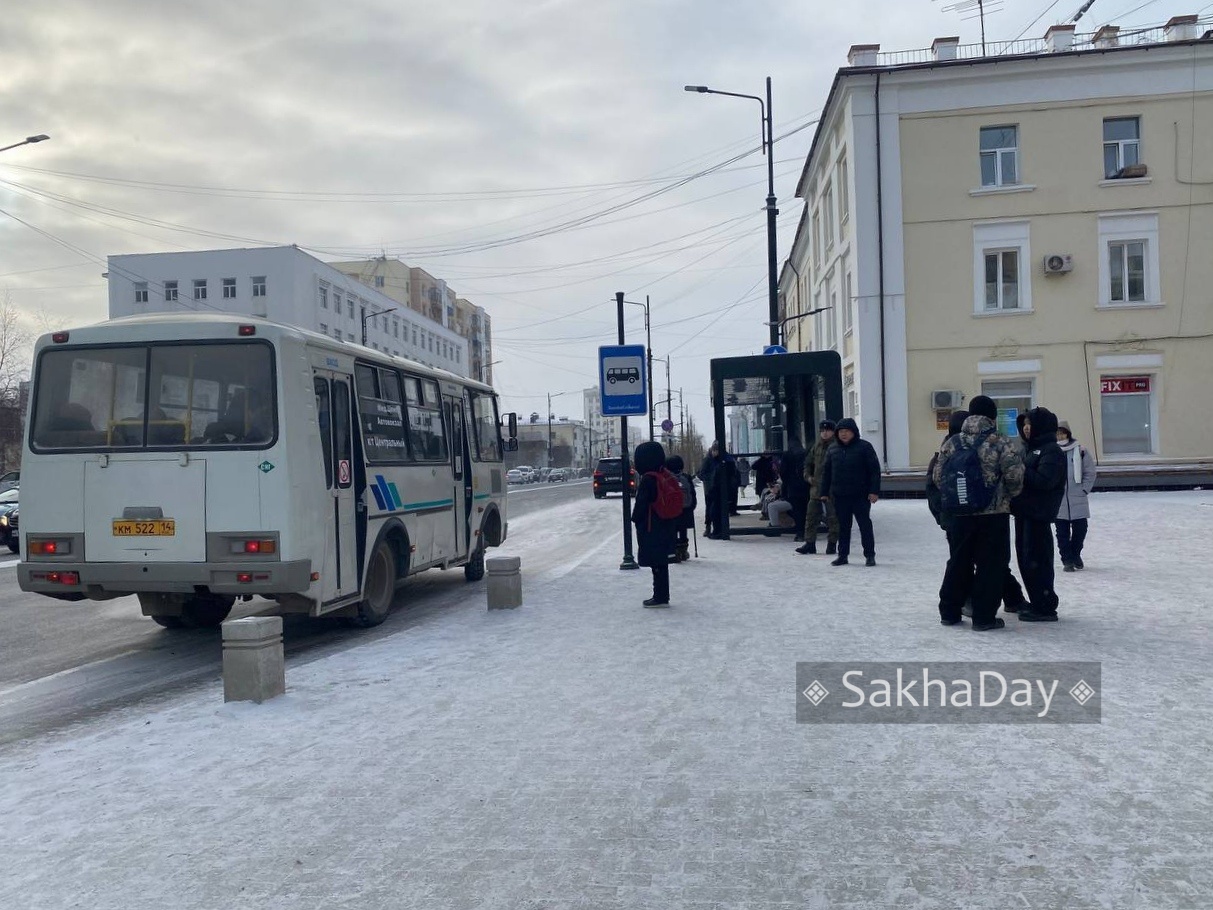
left=1, top=492, right=1211, bottom=909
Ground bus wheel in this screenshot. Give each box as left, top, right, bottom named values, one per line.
left=182, top=594, right=234, bottom=628
left=464, top=538, right=486, bottom=582
left=150, top=614, right=185, bottom=629
left=138, top=593, right=185, bottom=630
left=354, top=540, right=396, bottom=628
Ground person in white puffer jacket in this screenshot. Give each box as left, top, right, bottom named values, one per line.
left=1054, top=420, right=1097, bottom=571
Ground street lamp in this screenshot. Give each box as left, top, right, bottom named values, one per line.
left=651, top=354, right=672, bottom=440
left=360, top=305, right=396, bottom=346
left=767, top=306, right=834, bottom=348
left=480, top=359, right=502, bottom=384
left=620, top=296, right=654, bottom=440
left=0, top=134, right=50, bottom=154
left=685, top=79, right=778, bottom=348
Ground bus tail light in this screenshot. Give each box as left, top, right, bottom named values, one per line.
left=32, top=570, right=79, bottom=586
left=236, top=572, right=253, bottom=583
left=238, top=325, right=257, bottom=336
left=52, top=332, right=70, bottom=343
left=229, top=538, right=277, bottom=555
left=28, top=538, right=71, bottom=556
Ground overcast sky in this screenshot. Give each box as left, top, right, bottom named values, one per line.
left=0, top=0, right=1190, bottom=435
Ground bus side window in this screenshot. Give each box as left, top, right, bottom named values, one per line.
left=314, top=378, right=333, bottom=488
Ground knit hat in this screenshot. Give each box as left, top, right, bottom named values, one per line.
left=1057, top=419, right=1072, bottom=437
left=633, top=440, right=667, bottom=474
left=968, top=395, right=997, bottom=420
left=819, top=419, right=837, bottom=431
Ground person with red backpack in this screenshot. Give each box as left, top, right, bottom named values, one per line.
left=631, top=441, right=679, bottom=607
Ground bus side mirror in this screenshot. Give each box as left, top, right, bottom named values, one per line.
left=505, top=412, right=518, bottom=439
left=505, top=437, right=519, bottom=452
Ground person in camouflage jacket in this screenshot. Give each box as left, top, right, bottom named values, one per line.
left=795, top=420, right=840, bottom=555
left=930, top=396, right=1025, bottom=630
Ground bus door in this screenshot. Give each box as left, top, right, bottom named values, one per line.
left=313, top=373, right=359, bottom=603
left=445, top=395, right=473, bottom=560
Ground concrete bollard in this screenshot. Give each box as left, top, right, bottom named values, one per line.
left=486, top=556, right=522, bottom=610
left=222, top=616, right=285, bottom=704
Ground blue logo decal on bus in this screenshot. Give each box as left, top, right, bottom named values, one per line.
left=326, top=357, right=339, bottom=368
left=372, top=475, right=403, bottom=511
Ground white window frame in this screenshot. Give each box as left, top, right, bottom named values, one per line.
left=1102, top=116, right=1141, bottom=179
left=981, top=378, right=1036, bottom=436
left=1097, top=212, right=1160, bottom=308
left=843, top=268, right=854, bottom=336
left=252, top=276, right=267, bottom=297
left=979, top=125, right=1019, bottom=188
left=827, top=288, right=838, bottom=350
left=812, top=291, right=824, bottom=350
left=164, top=280, right=178, bottom=302
left=838, top=155, right=849, bottom=231
left=319, top=284, right=328, bottom=309
left=1099, top=373, right=1158, bottom=456
left=134, top=282, right=148, bottom=304
left=812, top=210, right=822, bottom=266
left=319, top=322, right=328, bottom=334
left=972, top=221, right=1032, bottom=315
left=193, top=279, right=207, bottom=301
left=222, top=277, right=237, bottom=299
left=823, top=183, right=835, bottom=252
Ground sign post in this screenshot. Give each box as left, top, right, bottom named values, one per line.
left=607, top=293, right=651, bottom=570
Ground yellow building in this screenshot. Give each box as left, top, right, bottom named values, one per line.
left=782, top=17, right=1213, bottom=476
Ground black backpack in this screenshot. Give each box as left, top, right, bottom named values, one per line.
left=940, top=429, right=997, bottom=515
left=675, top=473, right=695, bottom=511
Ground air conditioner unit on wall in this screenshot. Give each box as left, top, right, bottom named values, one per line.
left=931, top=390, right=963, bottom=410
left=1043, top=254, right=1073, bottom=274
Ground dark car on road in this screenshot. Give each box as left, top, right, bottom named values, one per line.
left=547, top=468, right=569, bottom=483
left=0, top=488, right=18, bottom=551
left=592, top=458, right=637, bottom=499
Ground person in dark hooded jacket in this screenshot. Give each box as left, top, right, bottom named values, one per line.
left=779, top=435, right=810, bottom=542
left=632, top=441, right=676, bottom=606
left=1011, top=407, right=1067, bottom=621
left=819, top=418, right=881, bottom=566
left=928, top=410, right=972, bottom=618
left=665, top=454, right=696, bottom=562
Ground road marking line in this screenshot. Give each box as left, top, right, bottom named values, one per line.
left=0, top=649, right=147, bottom=701
left=0, top=558, right=19, bottom=570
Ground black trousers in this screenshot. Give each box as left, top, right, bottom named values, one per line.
left=650, top=563, right=669, bottom=602
left=945, top=513, right=1011, bottom=625
left=833, top=495, right=875, bottom=559
left=1016, top=515, right=1058, bottom=614
left=939, top=528, right=1027, bottom=619
left=1054, top=519, right=1089, bottom=563
left=788, top=493, right=809, bottom=538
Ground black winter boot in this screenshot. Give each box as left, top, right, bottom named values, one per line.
left=795, top=541, right=816, bottom=555
left=826, top=542, right=837, bottom=555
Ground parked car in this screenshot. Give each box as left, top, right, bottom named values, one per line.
left=514, top=465, right=537, bottom=483
left=547, top=468, right=568, bottom=483
left=0, top=489, right=18, bottom=550
left=0, top=471, right=18, bottom=494
left=5, top=507, right=15, bottom=553
left=592, top=458, right=637, bottom=499
left=506, top=468, right=525, bottom=485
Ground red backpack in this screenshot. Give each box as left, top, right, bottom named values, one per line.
left=646, top=468, right=684, bottom=520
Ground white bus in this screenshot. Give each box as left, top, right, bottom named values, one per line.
left=17, top=313, right=518, bottom=629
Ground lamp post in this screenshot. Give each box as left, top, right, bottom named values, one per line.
left=686, top=79, right=778, bottom=348
left=360, top=305, right=396, bottom=346
left=0, top=134, right=50, bottom=154
left=480, top=359, right=502, bottom=384
left=620, top=296, right=653, bottom=440
left=767, top=306, right=834, bottom=348
left=651, top=355, right=672, bottom=442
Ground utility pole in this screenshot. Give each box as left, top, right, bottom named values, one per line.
left=646, top=295, right=654, bottom=441
left=616, top=291, right=638, bottom=570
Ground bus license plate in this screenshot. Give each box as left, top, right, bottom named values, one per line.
left=112, top=519, right=176, bottom=537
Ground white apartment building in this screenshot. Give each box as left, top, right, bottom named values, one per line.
left=107, top=246, right=469, bottom=377
left=582, top=387, right=645, bottom=459
left=781, top=16, right=1213, bottom=472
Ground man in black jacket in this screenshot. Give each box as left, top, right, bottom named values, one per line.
left=819, top=418, right=881, bottom=566
left=1011, top=407, right=1067, bottom=621
left=779, top=436, right=810, bottom=543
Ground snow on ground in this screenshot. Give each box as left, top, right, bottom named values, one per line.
left=1, top=492, right=1211, bottom=909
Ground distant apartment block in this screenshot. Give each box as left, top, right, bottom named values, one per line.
left=329, top=257, right=494, bottom=385
left=781, top=16, right=1213, bottom=470
left=107, top=246, right=468, bottom=376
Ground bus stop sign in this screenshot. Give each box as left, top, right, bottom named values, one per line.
left=599, top=344, right=648, bottom=417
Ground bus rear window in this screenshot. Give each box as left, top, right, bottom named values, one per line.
left=31, top=342, right=276, bottom=451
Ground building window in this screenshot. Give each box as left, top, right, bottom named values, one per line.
left=134, top=282, right=148, bottom=304
left=223, top=278, right=237, bottom=299
left=382, top=316, right=389, bottom=332
left=319, top=322, right=328, bottom=334
left=981, top=379, right=1034, bottom=437
left=1100, top=375, right=1153, bottom=454
left=844, top=368, right=858, bottom=421
left=347, top=332, right=354, bottom=342
left=827, top=288, right=838, bottom=350
left=319, top=285, right=328, bottom=309
left=1103, top=117, right=1140, bottom=178
left=980, top=125, right=1019, bottom=187
left=334, top=329, right=343, bottom=342
left=838, top=156, right=849, bottom=231
left=843, top=271, right=854, bottom=335
left=193, top=279, right=207, bottom=301
left=984, top=250, right=1020, bottom=310
left=1108, top=241, right=1146, bottom=303
left=393, top=318, right=399, bottom=338
left=252, top=276, right=267, bottom=297
left=374, top=275, right=385, bottom=288
left=812, top=291, right=824, bottom=350
left=347, top=299, right=354, bottom=319
left=412, top=328, right=418, bottom=345
left=164, top=280, right=178, bottom=302
left=823, top=183, right=835, bottom=251
left=1098, top=212, right=1160, bottom=307
left=812, top=210, right=822, bottom=265
left=972, top=221, right=1031, bottom=314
